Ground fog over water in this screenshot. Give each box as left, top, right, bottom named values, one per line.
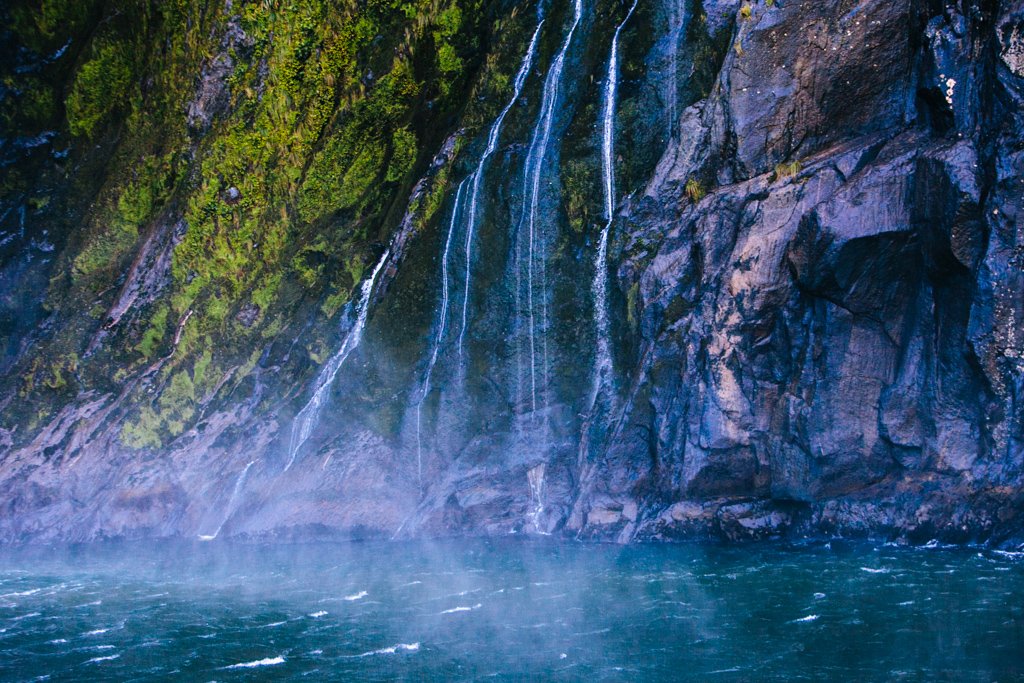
left=0, top=539, right=1022, bottom=681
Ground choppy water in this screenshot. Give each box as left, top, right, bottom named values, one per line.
left=0, top=539, right=1021, bottom=681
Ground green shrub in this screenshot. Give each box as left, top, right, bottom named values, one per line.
left=685, top=178, right=706, bottom=202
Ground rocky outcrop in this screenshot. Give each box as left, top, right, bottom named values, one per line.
left=1, top=0, right=1022, bottom=547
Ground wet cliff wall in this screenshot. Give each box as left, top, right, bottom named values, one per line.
left=1, top=0, right=1022, bottom=545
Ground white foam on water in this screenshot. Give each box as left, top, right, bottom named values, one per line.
left=308, top=611, right=328, bottom=618
left=898, top=600, right=915, bottom=606
left=11, top=611, right=42, bottom=621
left=860, top=567, right=890, bottom=574
left=440, top=603, right=482, bottom=615
left=221, top=656, right=286, bottom=669
left=344, top=591, right=368, bottom=601
left=1, top=588, right=42, bottom=598
left=85, top=654, right=120, bottom=664
left=355, top=643, right=420, bottom=657
left=75, top=600, right=102, bottom=608
left=259, top=621, right=287, bottom=629
left=791, top=614, right=819, bottom=623
left=813, top=592, right=826, bottom=599
left=48, top=638, right=68, bottom=644
left=84, top=628, right=109, bottom=636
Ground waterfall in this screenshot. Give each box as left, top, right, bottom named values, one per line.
left=457, top=21, right=545, bottom=358
left=518, top=0, right=583, bottom=414
left=591, top=0, right=638, bottom=405
left=198, top=460, right=255, bottom=541
left=526, top=463, right=548, bottom=534
left=666, top=0, right=681, bottom=138
left=283, top=247, right=391, bottom=472
left=416, top=179, right=469, bottom=488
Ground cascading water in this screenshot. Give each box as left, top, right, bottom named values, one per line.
left=526, top=463, right=548, bottom=533
left=666, top=0, right=682, bottom=138
left=198, top=460, right=255, bottom=541
left=457, top=21, right=545, bottom=358
left=590, top=0, right=639, bottom=406
left=517, top=0, right=583, bottom=415
left=283, top=248, right=391, bottom=472
left=415, top=179, right=468, bottom=488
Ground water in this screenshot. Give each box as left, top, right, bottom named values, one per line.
left=518, top=0, right=584, bottom=415
left=198, top=460, right=255, bottom=542
left=416, top=179, right=469, bottom=489
left=591, top=0, right=639, bottom=407
left=284, top=247, right=391, bottom=472
left=1, top=540, right=1022, bottom=681
left=457, top=20, right=544, bottom=359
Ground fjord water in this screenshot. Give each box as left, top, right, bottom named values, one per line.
left=1, top=541, right=1022, bottom=681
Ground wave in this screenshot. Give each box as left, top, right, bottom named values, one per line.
left=440, top=603, right=481, bottom=615
left=343, top=591, right=368, bottom=601
left=221, top=655, right=286, bottom=669
left=860, top=567, right=890, bottom=574
left=84, top=654, right=120, bottom=664
left=791, top=614, right=819, bottom=623
left=355, top=643, right=420, bottom=657
left=308, top=611, right=328, bottom=618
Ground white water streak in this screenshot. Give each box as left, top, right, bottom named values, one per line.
left=591, top=0, right=638, bottom=406
left=458, top=21, right=545, bottom=357
left=416, top=179, right=469, bottom=489
left=284, top=248, right=391, bottom=471
left=667, top=0, right=682, bottom=137
left=198, top=460, right=255, bottom=541
left=519, top=0, right=583, bottom=414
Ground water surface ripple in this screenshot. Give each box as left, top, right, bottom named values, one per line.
left=0, top=539, right=1021, bottom=681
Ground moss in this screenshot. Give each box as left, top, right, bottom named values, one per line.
left=136, top=305, right=170, bottom=360
left=739, top=3, right=753, bottom=20
left=387, top=127, right=417, bottom=183
left=66, top=41, right=134, bottom=138
left=626, top=282, right=640, bottom=332
left=562, top=159, right=597, bottom=234
left=121, top=406, right=162, bottom=449
left=773, top=160, right=802, bottom=181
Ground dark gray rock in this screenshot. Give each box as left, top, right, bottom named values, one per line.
left=1, top=0, right=1022, bottom=547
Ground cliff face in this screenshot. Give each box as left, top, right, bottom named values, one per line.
left=1, top=0, right=1022, bottom=545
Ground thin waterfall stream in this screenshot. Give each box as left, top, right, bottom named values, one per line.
left=415, top=179, right=468, bottom=489
left=283, top=247, right=391, bottom=472
left=457, top=20, right=545, bottom=358
left=197, top=460, right=255, bottom=541
left=591, top=0, right=638, bottom=406
left=517, top=0, right=584, bottom=416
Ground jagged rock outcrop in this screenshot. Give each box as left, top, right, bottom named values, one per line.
left=0, top=0, right=1022, bottom=546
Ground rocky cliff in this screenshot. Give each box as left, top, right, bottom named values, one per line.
left=1, top=0, right=1022, bottom=545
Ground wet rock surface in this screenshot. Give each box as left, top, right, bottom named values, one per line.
left=1, top=0, right=1022, bottom=546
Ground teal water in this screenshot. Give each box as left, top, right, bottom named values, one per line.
left=0, top=539, right=1022, bottom=681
